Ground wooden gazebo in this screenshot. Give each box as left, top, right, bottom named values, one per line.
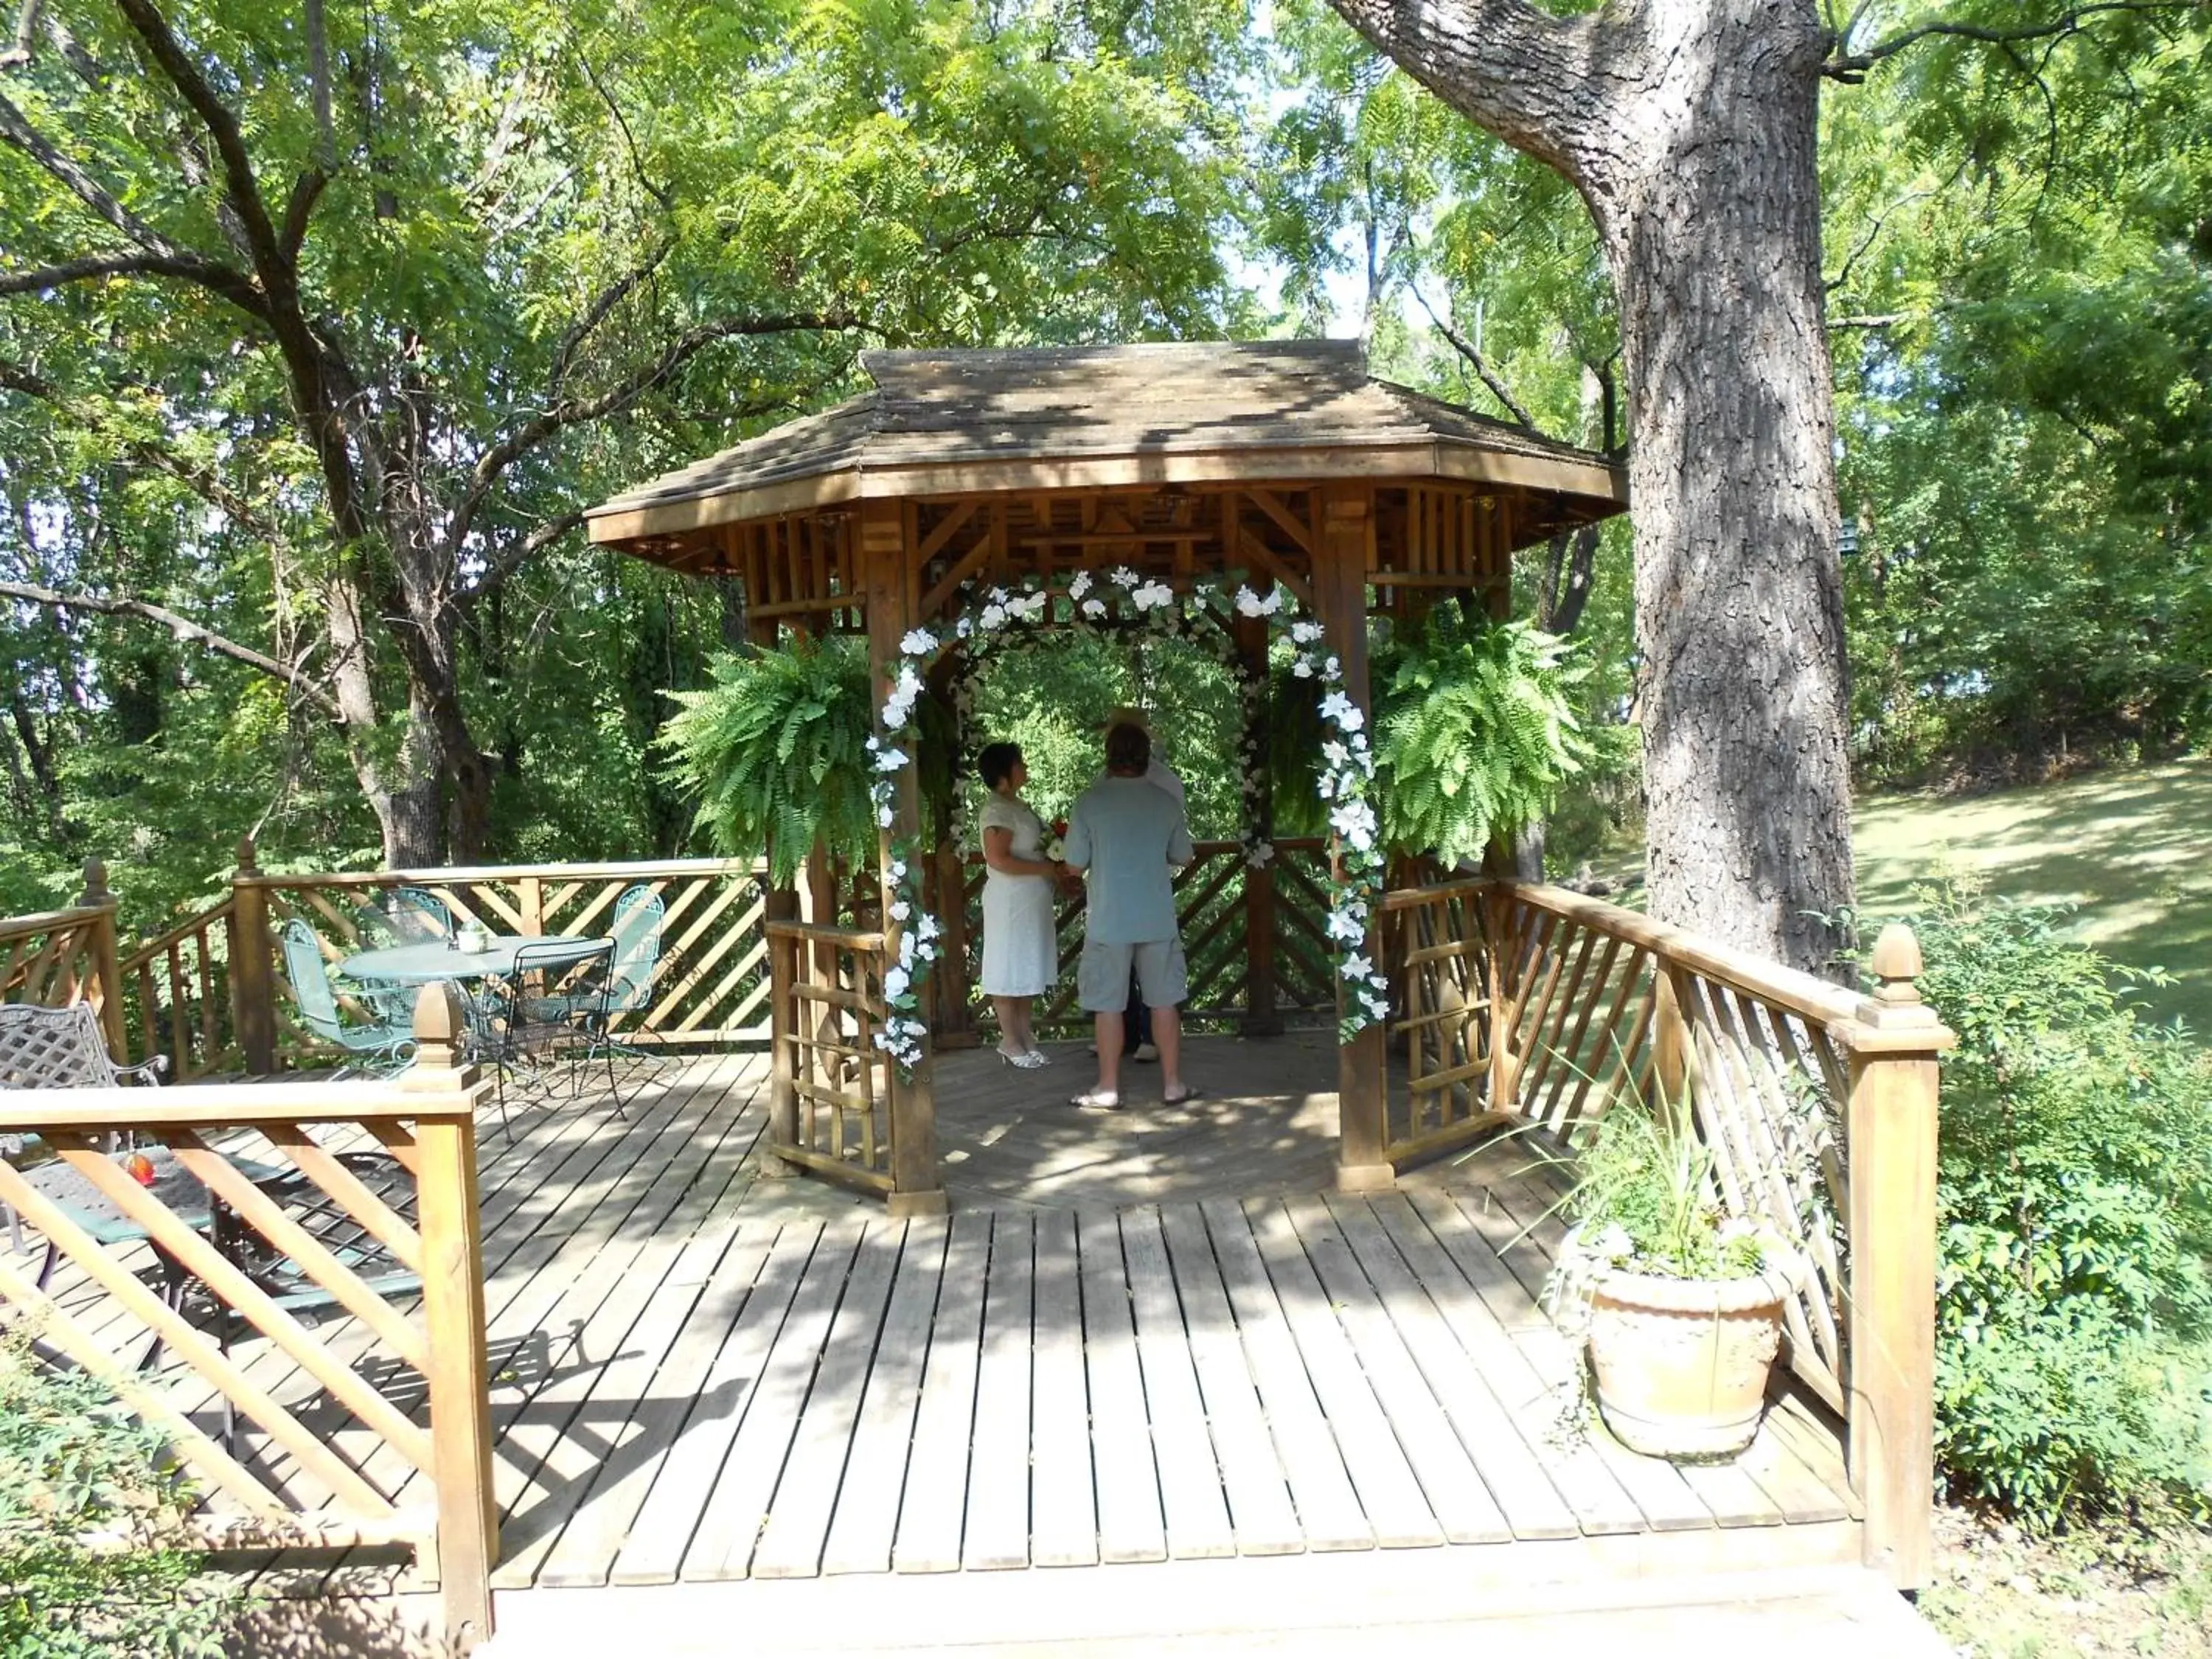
left=586, top=340, right=1628, bottom=1214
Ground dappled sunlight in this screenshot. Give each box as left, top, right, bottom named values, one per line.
left=1854, top=757, right=2212, bottom=1029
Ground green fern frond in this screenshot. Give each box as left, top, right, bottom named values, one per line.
left=658, top=639, right=878, bottom=884
left=1374, top=612, right=1590, bottom=865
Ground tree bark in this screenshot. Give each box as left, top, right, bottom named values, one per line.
left=1328, top=0, right=1857, bottom=975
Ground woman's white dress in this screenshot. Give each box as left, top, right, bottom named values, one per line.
left=979, top=793, right=1057, bottom=997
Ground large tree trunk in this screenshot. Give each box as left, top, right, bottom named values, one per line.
left=1603, top=8, right=1854, bottom=975
left=1328, top=0, right=1857, bottom=975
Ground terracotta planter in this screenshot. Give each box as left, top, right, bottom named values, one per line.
left=1585, top=1265, right=1792, bottom=1458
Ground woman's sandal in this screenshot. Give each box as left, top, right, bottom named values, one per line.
left=1162, top=1085, right=1203, bottom=1105
left=1069, top=1088, right=1120, bottom=1110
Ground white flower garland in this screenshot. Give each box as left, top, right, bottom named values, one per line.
left=866, top=570, right=1384, bottom=1074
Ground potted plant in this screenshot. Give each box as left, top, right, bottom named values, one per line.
left=1542, top=1095, right=1801, bottom=1459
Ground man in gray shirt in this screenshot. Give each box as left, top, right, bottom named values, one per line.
left=1062, top=721, right=1198, bottom=1109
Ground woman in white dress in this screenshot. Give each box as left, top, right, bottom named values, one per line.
left=977, top=742, right=1062, bottom=1068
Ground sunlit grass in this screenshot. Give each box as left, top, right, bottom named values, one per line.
left=1855, top=757, right=2212, bottom=1034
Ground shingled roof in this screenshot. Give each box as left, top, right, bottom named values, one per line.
left=585, top=340, right=1624, bottom=547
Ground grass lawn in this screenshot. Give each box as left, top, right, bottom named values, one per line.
left=1854, top=756, right=2212, bottom=1034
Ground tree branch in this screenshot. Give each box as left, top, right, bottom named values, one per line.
left=446, top=310, right=859, bottom=559
left=0, top=248, right=269, bottom=315
left=547, top=241, right=672, bottom=399
left=112, top=0, right=366, bottom=543
left=1414, top=286, right=1541, bottom=431
left=1826, top=0, right=2191, bottom=79
left=454, top=509, right=587, bottom=610
left=0, top=580, right=341, bottom=718
left=0, top=0, right=41, bottom=66
left=1324, top=0, right=1599, bottom=183
left=111, top=0, right=284, bottom=274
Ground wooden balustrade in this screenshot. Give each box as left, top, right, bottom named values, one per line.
left=0, top=861, right=126, bottom=1057
left=765, top=920, right=899, bottom=1195
left=118, top=895, right=240, bottom=1082
left=234, top=849, right=771, bottom=1069
left=0, top=988, right=498, bottom=1647
left=1445, top=877, right=1950, bottom=1590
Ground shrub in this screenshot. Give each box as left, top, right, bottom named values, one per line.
left=0, top=1332, right=248, bottom=1656
left=1901, top=881, right=2212, bottom=1524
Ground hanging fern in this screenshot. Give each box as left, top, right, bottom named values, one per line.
left=1374, top=611, right=1590, bottom=866
left=659, top=639, right=879, bottom=885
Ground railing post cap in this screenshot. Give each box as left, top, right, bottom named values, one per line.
left=1876, top=925, right=1929, bottom=987
left=402, top=983, right=474, bottom=1090
left=236, top=835, right=259, bottom=874
left=78, top=857, right=112, bottom=907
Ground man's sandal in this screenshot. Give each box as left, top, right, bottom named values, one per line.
left=1162, top=1085, right=1203, bottom=1105
left=1070, top=1089, right=1120, bottom=1110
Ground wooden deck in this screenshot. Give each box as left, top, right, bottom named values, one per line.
left=10, top=1038, right=1859, bottom=1612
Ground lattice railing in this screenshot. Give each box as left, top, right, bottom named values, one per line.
left=765, top=921, right=897, bottom=1194
left=1376, top=879, right=1498, bottom=1165
left=1, top=894, right=119, bottom=1026
left=245, top=856, right=771, bottom=1066
left=0, top=992, right=498, bottom=1646
left=1483, top=882, right=1864, bottom=1418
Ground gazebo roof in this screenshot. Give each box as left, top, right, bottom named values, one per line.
left=585, top=340, right=1625, bottom=549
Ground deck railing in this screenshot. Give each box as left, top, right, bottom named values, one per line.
left=0, top=989, right=498, bottom=1648
left=765, top=920, right=899, bottom=1195
left=0, top=862, right=127, bottom=1059
left=950, top=836, right=1339, bottom=1035
left=1382, top=875, right=1949, bottom=1592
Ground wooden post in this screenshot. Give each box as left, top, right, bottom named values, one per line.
left=229, top=836, right=277, bottom=1077
left=404, top=985, right=498, bottom=1650
left=764, top=926, right=800, bottom=1175
left=1234, top=613, right=1280, bottom=1037
left=1315, top=484, right=1391, bottom=1193
left=860, top=499, right=947, bottom=1217
left=1483, top=883, right=1519, bottom=1114
left=1843, top=923, right=1951, bottom=1592
left=76, top=858, right=128, bottom=1063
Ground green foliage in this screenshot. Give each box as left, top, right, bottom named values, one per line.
left=1373, top=611, right=1587, bottom=865
left=0, top=1332, right=248, bottom=1657
left=659, top=638, right=877, bottom=885
left=1551, top=1095, right=1784, bottom=1282
left=1902, top=882, right=2212, bottom=1524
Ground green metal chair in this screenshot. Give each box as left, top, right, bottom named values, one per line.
left=279, top=919, right=416, bottom=1077
left=518, top=886, right=665, bottom=1107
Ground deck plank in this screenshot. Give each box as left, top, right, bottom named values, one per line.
left=1076, top=1208, right=1166, bottom=1565
left=1236, top=1197, right=1444, bottom=1549
left=751, top=1218, right=908, bottom=1579
left=537, top=1220, right=783, bottom=1586
left=821, top=1216, right=950, bottom=1576
left=1322, top=1194, right=1582, bottom=1542
left=608, top=1219, right=821, bottom=1586
left=1283, top=1195, right=1511, bottom=1547
left=961, top=1212, right=1036, bottom=1571
left=1152, top=1203, right=1307, bottom=1557
left=890, top=1209, right=990, bottom=1573
left=1027, top=1210, right=1099, bottom=1568
left=1193, top=1198, right=1374, bottom=1554
left=1380, top=1192, right=1646, bottom=1537
left=681, top=1223, right=867, bottom=1580
left=1119, top=1206, right=1236, bottom=1560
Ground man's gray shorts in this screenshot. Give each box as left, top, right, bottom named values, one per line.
left=1078, top=938, right=1188, bottom=1012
